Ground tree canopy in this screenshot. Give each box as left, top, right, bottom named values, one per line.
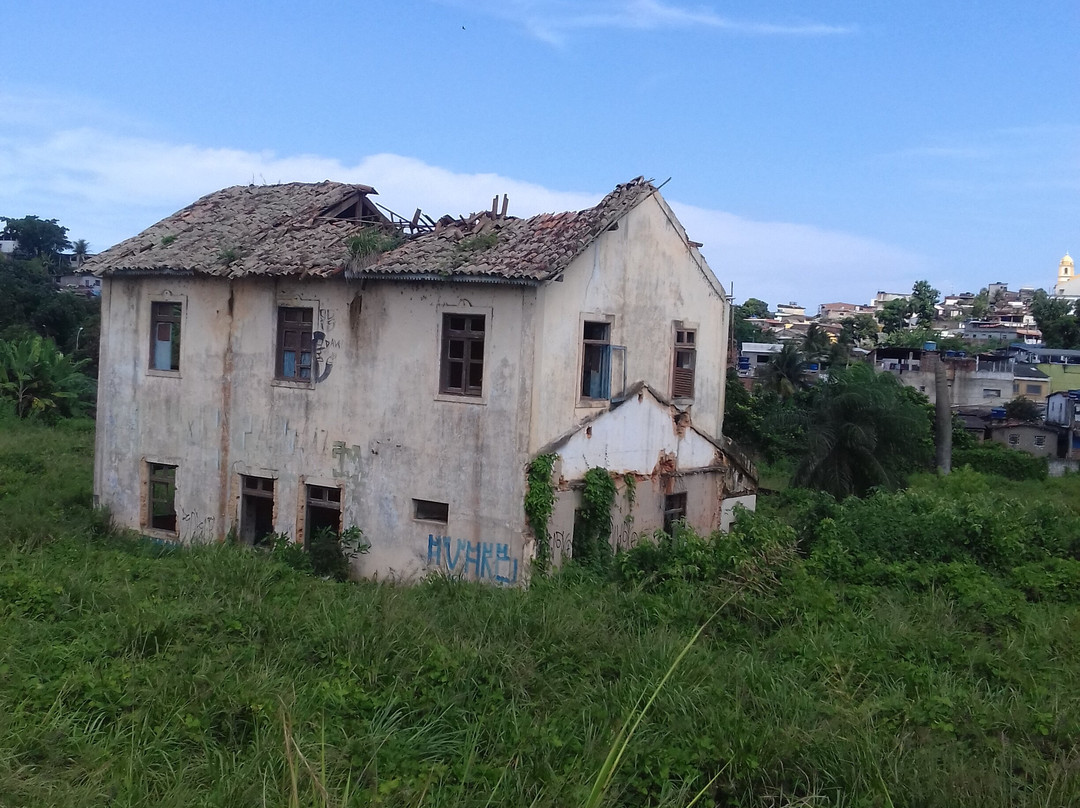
left=1, top=216, right=71, bottom=266
left=1030, top=289, right=1080, bottom=348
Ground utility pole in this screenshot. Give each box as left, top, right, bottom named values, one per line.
left=933, top=351, right=952, bottom=474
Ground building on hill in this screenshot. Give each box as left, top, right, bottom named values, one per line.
left=1054, top=253, right=1077, bottom=298
left=88, top=179, right=755, bottom=582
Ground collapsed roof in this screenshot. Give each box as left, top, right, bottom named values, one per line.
left=89, top=177, right=660, bottom=284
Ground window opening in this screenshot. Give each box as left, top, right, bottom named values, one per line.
left=413, top=499, right=449, bottom=523
left=1008, top=434, right=1020, bottom=446
left=581, top=321, right=611, bottom=399
left=1026, top=384, right=1042, bottom=396
left=305, top=484, right=341, bottom=542
left=1034, top=435, right=1047, bottom=447
left=663, top=492, right=687, bottom=535
left=150, top=302, right=182, bottom=371
left=441, top=314, right=485, bottom=396
left=241, top=475, right=275, bottom=546
left=277, top=307, right=313, bottom=380
left=148, top=463, right=177, bottom=532
left=672, top=328, right=696, bottom=398
left=982, top=388, right=1001, bottom=398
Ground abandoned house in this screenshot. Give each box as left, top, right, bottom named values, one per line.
left=89, top=178, right=756, bottom=583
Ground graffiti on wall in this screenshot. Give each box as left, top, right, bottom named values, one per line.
left=180, top=506, right=215, bottom=538
left=426, top=534, right=519, bottom=584
left=313, top=307, right=341, bottom=383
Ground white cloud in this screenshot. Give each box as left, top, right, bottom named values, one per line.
left=671, top=202, right=932, bottom=310
left=0, top=112, right=926, bottom=309
left=441, top=0, right=854, bottom=45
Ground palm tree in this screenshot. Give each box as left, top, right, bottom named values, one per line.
left=0, top=335, right=93, bottom=419
left=802, top=323, right=831, bottom=364
left=793, top=363, right=932, bottom=498
left=760, top=343, right=807, bottom=400
left=72, top=239, right=89, bottom=269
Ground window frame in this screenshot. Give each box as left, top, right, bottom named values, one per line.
left=413, top=498, right=450, bottom=524
left=439, top=312, right=486, bottom=398
left=662, top=492, right=688, bottom=536
left=580, top=318, right=613, bottom=403
left=303, top=482, right=342, bottom=545
left=146, top=462, right=178, bottom=535
left=240, top=474, right=276, bottom=546
left=671, top=327, right=696, bottom=399
left=149, top=301, right=183, bottom=372
left=276, top=305, right=314, bottom=382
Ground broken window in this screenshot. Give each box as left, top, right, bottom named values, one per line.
left=240, top=475, right=275, bottom=546
left=413, top=499, right=449, bottom=523
left=581, top=321, right=611, bottom=400
left=441, top=314, right=485, bottom=396
left=672, top=328, right=696, bottom=399
left=305, top=484, right=341, bottom=543
left=148, top=462, right=177, bottom=533
left=277, top=307, right=313, bottom=380
left=663, top=492, right=687, bottom=536
left=150, top=302, right=182, bottom=371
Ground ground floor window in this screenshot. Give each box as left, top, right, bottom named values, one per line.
left=663, top=492, right=687, bottom=535
left=241, top=475, right=275, bottom=545
left=305, top=484, right=341, bottom=542
left=148, top=463, right=177, bottom=532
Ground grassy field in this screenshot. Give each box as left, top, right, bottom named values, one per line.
left=1, top=414, right=1078, bottom=807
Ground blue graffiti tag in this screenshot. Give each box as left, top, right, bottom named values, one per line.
left=426, top=534, right=518, bottom=584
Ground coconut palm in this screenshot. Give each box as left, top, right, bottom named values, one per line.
left=802, top=323, right=832, bottom=364
left=759, top=343, right=807, bottom=399
left=793, top=362, right=932, bottom=498
left=72, top=239, right=89, bottom=268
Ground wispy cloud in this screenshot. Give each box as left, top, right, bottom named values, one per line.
left=0, top=94, right=923, bottom=309
left=442, top=0, right=855, bottom=45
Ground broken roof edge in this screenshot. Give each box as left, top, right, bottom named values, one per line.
left=532, top=381, right=756, bottom=483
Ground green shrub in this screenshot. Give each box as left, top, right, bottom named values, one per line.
left=953, top=442, right=1048, bottom=480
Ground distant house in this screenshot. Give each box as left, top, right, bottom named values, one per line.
left=1011, top=364, right=1050, bottom=402
left=817, top=301, right=874, bottom=322
left=89, top=179, right=755, bottom=582
left=987, top=422, right=1057, bottom=458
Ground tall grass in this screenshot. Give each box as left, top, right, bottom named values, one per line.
left=0, top=414, right=1078, bottom=806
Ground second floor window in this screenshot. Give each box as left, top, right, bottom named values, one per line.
left=150, top=302, right=182, bottom=371
left=581, top=321, right=611, bottom=400
left=672, top=329, right=696, bottom=399
left=277, top=306, right=313, bottom=380
left=441, top=314, right=485, bottom=396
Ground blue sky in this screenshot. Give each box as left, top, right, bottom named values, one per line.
left=1, top=1, right=1077, bottom=309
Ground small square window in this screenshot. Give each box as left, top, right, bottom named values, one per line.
left=1026, top=384, right=1042, bottom=396
left=1008, top=434, right=1020, bottom=446
left=147, top=463, right=177, bottom=533
left=277, top=307, right=313, bottom=380
left=413, top=499, right=449, bottom=523
left=663, top=492, right=687, bottom=535
left=581, top=321, right=611, bottom=399
left=441, top=314, right=485, bottom=396
left=150, top=302, right=182, bottom=371
left=1034, top=435, right=1047, bottom=447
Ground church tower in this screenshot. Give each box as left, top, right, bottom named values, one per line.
left=1055, top=253, right=1075, bottom=296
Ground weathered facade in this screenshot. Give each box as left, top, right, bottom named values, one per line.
left=91, top=179, right=753, bottom=582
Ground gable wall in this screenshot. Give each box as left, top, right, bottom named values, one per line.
left=95, top=274, right=538, bottom=582
left=529, top=194, right=729, bottom=451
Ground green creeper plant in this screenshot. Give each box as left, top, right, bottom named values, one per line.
left=524, top=453, right=557, bottom=571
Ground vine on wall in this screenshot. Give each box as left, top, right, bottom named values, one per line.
left=575, top=467, right=617, bottom=571
left=525, top=453, right=557, bottom=572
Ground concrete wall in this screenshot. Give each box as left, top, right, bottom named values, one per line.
left=987, top=425, right=1056, bottom=458
left=529, top=194, right=729, bottom=449
left=95, top=275, right=536, bottom=583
